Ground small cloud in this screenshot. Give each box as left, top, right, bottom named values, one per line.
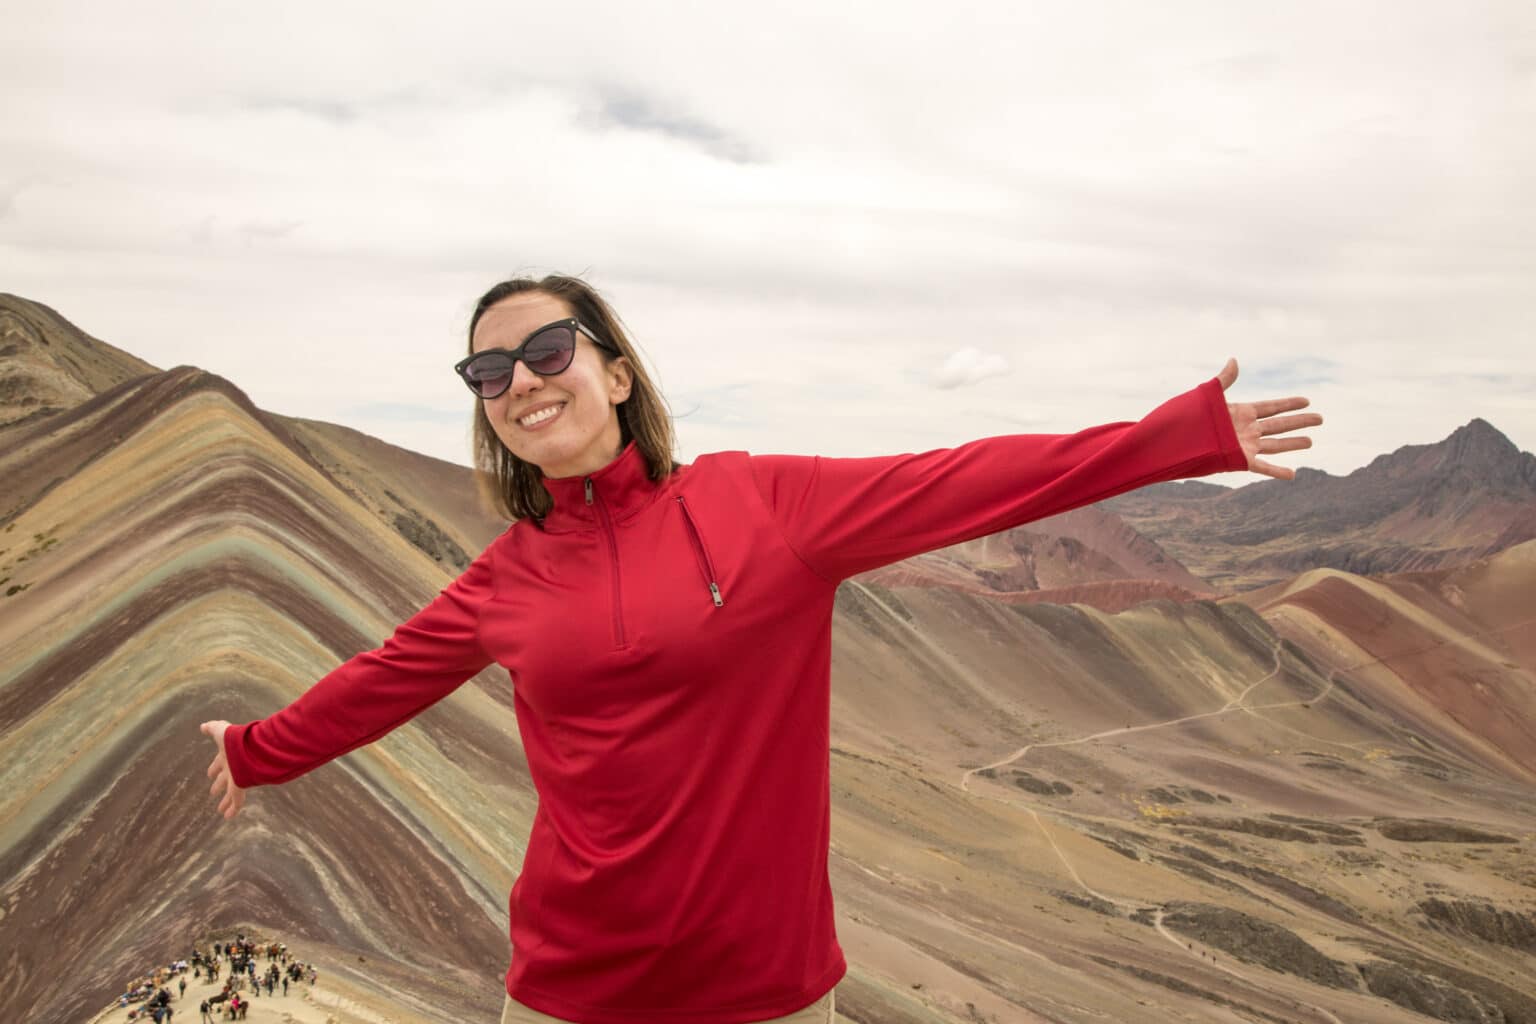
left=934, top=347, right=1011, bottom=389
left=582, top=85, right=764, bottom=164
left=1243, top=358, right=1336, bottom=392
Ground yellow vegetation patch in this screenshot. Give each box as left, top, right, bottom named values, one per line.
left=1136, top=801, right=1188, bottom=820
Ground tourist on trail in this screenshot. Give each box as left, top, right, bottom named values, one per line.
left=201, top=273, right=1321, bottom=1023
left=199, top=999, right=211, bottom=1024
left=179, top=977, right=186, bottom=998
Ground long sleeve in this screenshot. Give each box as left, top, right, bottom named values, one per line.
left=748, top=376, right=1246, bottom=583
left=223, top=537, right=500, bottom=788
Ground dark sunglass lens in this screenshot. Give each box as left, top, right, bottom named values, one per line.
left=523, top=326, right=576, bottom=375
left=465, top=354, right=514, bottom=397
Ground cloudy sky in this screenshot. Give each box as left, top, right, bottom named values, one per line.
left=4, top=0, right=1533, bottom=480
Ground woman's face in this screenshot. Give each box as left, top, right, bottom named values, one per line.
left=471, top=291, right=633, bottom=480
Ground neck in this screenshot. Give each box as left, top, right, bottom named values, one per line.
left=540, top=430, right=627, bottom=481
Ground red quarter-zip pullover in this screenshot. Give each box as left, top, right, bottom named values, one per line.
left=224, top=377, right=1247, bottom=1023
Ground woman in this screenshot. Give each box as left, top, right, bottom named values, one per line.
left=201, top=274, right=1321, bottom=1024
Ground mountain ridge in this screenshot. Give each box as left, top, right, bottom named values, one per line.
left=1100, top=416, right=1536, bottom=589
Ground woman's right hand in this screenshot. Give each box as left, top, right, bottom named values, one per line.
left=201, top=720, right=247, bottom=820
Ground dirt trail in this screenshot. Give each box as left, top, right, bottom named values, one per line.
left=958, top=641, right=1292, bottom=789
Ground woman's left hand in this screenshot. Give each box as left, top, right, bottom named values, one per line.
left=1216, top=358, right=1322, bottom=481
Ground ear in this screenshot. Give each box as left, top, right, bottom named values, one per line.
left=607, top=356, right=634, bottom=404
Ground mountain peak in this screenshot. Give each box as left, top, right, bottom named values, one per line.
left=1349, top=417, right=1530, bottom=485
left=0, top=293, right=159, bottom=428
left=1446, top=417, right=1517, bottom=458
left=1428, top=418, right=1532, bottom=488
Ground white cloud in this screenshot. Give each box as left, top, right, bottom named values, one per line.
left=934, top=348, right=1012, bottom=390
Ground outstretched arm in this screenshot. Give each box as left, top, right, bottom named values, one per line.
left=1217, top=357, right=1322, bottom=480
left=750, top=363, right=1323, bottom=582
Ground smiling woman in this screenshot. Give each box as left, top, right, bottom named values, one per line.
left=459, top=278, right=677, bottom=518
left=199, top=272, right=1321, bottom=1024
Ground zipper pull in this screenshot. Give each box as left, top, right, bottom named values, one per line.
left=709, top=582, right=723, bottom=607
left=584, top=478, right=594, bottom=505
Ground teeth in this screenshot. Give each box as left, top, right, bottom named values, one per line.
left=519, top=404, right=563, bottom=427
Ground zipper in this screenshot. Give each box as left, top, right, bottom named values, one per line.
left=676, top=496, right=725, bottom=608
left=586, top=477, right=627, bottom=647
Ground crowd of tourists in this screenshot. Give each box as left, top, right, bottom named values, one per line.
left=114, top=933, right=319, bottom=1022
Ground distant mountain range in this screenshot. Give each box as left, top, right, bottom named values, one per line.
left=1103, top=418, right=1536, bottom=588
left=4, top=293, right=1534, bottom=1024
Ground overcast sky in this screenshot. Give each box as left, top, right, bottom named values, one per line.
left=3, top=1, right=1533, bottom=481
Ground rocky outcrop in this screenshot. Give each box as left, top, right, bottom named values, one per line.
left=1359, top=961, right=1507, bottom=1024
left=390, top=508, right=470, bottom=571
left=1168, top=844, right=1363, bottom=924
left=1174, top=816, right=1365, bottom=846
left=1374, top=819, right=1517, bottom=843
left=1264, top=813, right=1362, bottom=839
left=973, top=767, right=1072, bottom=796
left=1144, top=786, right=1225, bottom=804
left=1418, top=898, right=1536, bottom=951
left=1159, top=902, right=1356, bottom=990
left=1359, top=943, right=1536, bottom=1024
left=1055, top=890, right=1118, bottom=915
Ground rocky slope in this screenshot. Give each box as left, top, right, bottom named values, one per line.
left=0, top=293, right=159, bottom=430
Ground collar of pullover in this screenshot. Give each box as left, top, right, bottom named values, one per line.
left=540, top=441, right=665, bottom=532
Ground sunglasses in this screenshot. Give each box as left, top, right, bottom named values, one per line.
left=454, top=318, right=615, bottom=399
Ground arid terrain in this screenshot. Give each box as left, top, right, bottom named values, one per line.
left=3, top=292, right=1534, bottom=1024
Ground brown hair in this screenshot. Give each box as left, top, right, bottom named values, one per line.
left=468, top=274, right=676, bottom=521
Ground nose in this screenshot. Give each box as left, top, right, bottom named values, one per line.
left=508, top=358, right=543, bottom=399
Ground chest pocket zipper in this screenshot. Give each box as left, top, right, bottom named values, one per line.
left=676, top=496, right=725, bottom=608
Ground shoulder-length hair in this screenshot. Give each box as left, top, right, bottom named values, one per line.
left=468, top=274, right=676, bottom=522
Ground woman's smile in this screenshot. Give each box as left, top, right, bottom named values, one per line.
left=517, top=401, right=566, bottom=430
